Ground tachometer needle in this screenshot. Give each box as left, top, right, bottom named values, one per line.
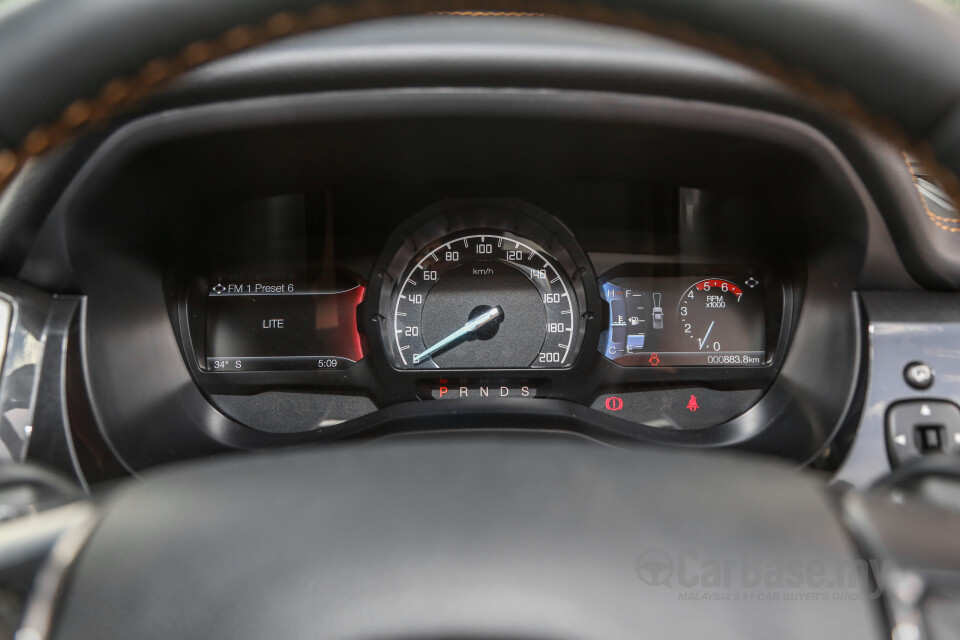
left=698, top=320, right=715, bottom=351
left=413, top=305, right=503, bottom=364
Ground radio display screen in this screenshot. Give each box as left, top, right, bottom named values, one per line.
left=205, top=273, right=365, bottom=372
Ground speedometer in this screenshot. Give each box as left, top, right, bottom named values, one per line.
left=390, top=232, right=579, bottom=369
left=369, top=202, right=593, bottom=372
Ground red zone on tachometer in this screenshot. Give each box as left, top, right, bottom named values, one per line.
left=694, top=279, right=743, bottom=300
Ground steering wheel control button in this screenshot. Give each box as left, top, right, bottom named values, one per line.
left=903, top=362, right=934, bottom=390
left=591, top=388, right=762, bottom=430
left=917, top=425, right=943, bottom=453
left=886, top=400, right=960, bottom=467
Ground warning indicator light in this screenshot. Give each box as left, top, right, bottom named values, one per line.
left=648, top=353, right=661, bottom=366
left=605, top=396, right=624, bottom=411
left=686, top=395, right=699, bottom=412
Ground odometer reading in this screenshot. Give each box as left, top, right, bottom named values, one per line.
left=390, top=233, right=580, bottom=369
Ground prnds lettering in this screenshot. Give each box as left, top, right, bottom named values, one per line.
left=431, top=385, right=535, bottom=399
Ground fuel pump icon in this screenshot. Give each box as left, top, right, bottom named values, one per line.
left=651, top=293, right=664, bottom=329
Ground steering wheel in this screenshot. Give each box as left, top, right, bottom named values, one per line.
left=3, top=0, right=958, bottom=638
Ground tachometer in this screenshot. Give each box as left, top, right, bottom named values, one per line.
left=390, top=232, right=579, bottom=369
left=677, top=278, right=763, bottom=360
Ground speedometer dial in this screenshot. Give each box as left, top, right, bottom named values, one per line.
left=390, top=232, right=580, bottom=369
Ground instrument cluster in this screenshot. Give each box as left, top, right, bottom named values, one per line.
left=177, top=196, right=791, bottom=436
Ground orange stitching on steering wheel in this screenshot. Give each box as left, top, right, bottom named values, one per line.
left=0, top=0, right=958, bottom=215
left=431, top=10, right=547, bottom=16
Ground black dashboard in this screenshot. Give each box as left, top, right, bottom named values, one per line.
left=4, top=6, right=960, bottom=640
left=0, top=15, right=953, bottom=482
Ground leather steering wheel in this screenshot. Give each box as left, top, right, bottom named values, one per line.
left=1, top=0, right=959, bottom=203
left=3, top=1, right=958, bottom=638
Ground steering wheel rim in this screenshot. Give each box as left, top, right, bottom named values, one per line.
left=32, top=440, right=886, bottom=640
left=0, top=0, right=959, bottom=205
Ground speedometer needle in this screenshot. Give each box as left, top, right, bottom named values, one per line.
left=697, top=320, right=715, bottom=351
left=413, top=306, right=503, bottom=364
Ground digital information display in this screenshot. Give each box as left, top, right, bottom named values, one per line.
left=599, top=275, right=766, bottom=367
left=205, top=276, right=365, bottom=372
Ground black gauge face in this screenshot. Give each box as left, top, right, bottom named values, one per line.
left=389, top=232, right=580, bottom=369
left=676, top=278, right=765, bottom=363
